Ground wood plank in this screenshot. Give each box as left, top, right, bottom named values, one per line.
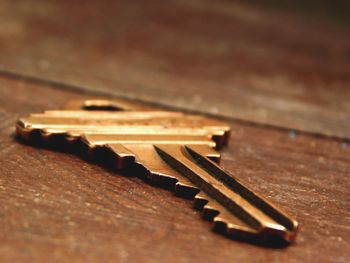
left=0, top=0, right=350, bottom=139
left=0, top=76, right=349, bottom=262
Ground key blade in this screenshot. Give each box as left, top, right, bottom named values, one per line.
left=185, top=145, right=298, bottom=242
left=105, top=143, right=261, bottom=237
left=154, top=144, right=298, bottom=243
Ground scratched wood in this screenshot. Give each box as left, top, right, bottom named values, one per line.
left=0, top=0, right=350, bottom=139
left=0, top=76, right=349, bottom=263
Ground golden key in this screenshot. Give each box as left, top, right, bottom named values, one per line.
left=16, top=98, right=298, bottom=244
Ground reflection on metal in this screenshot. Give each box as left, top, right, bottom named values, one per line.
left=16, top=98, right=298, bottom=244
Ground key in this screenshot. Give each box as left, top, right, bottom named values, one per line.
left=16, top=98, right=298, bottom=244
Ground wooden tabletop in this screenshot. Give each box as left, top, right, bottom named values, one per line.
left=0, top=1, right=349, bottom=262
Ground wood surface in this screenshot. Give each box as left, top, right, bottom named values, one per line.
left=0, top=75, right=349, bottom=262
left=0, top=0, right=350, bottom=139
left=0, top=1, right=349, bottom=262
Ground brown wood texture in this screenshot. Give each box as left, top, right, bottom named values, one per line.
left=0, top=0, right=350, bottom=139
left=1, top=75, right=349, bottom=262
left=1, top=1, right=350, bottom=262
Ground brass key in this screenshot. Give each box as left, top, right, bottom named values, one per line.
left=16, top=98, right=298, bottom=244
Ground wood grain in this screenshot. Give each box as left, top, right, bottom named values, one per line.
left=0, top=0, right=350, bottom=139
left=0, top=75, right=349, bottom=262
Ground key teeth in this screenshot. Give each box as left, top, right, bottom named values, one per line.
left=194, top=193, right=209, bottom=210
left=202, top=204, right=220, bottom=221
left=174, top=182, right=199, bottom=199
left=145, top=174, right=242, bottom=240
left=193, top=194, right=258, bottom=240
left=213, top=217, right=229, bottom=233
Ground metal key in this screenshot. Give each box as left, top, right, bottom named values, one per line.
left=16, top=98, right=298, bottom=244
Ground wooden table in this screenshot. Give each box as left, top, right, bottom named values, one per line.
left=0, top=1, right=349, bottom=262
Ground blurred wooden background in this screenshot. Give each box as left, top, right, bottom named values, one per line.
left=0, top=1, right=349, bottom=262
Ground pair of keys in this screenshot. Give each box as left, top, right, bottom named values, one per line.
left=16, top=98, right=298, bottom=245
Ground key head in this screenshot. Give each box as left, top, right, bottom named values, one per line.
left=17, top=98, right=231, bottom=152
